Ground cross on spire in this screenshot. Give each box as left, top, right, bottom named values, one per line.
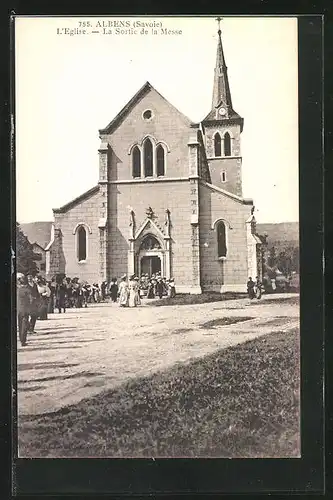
left=216, top=16, right=223, bottom=34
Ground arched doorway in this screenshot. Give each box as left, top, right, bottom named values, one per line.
left=141, top=255, right=161, bottom=276
left=137, top=235, right=164, bottom=277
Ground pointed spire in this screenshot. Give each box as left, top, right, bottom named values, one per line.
left=202, top=19, right=243, bottom=127
left=212, top=18, right=233, bottom=111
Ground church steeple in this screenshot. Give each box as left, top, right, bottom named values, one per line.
left=202, top=17, right=243, bottom=125
left=212, top=17, right=233, bottom=112
left=201, top=18, right=244, bottom=197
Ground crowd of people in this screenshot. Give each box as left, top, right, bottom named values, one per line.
left=16, top=271, right=176, bottom=347
left=117, top=273, right=176, bottom=307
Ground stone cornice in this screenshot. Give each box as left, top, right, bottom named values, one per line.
left=207, top=156, right=242, bottom=161
left=202, top=117, right=243, bottom=127
left=108, top=177, right=190, bottom=185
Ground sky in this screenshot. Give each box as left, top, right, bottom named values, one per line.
left=15, top=16, right=298, bottom=224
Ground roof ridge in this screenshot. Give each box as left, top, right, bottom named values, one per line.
left=53, top=185, right=100, bottom=214
left=99, top=81, right=194, bottom=136
left=200, top=179, right=253, bottom=205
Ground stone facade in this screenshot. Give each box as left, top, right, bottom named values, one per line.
left=199, top=182, right=253, bottom=292
left=32, top=243, right=46, bottom=276
left=205, top=123, right=243, bottom=196
left=52, top=189, right=100, bottom=283
left=50, top=29, right=261, bottom=293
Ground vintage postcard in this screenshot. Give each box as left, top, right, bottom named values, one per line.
left=14, top=16, right=300, bottom=459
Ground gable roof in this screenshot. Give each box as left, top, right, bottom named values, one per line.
left=199, top=180, right=253, bottom=206
left=53, top=185, right=100, bottom=214
left=99, top=81, right=193, bottom=135
left=20, top=221, right=53, bottom=250
left=134, top=217, right=166, bottom=241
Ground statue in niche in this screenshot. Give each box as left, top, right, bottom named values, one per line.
left=146, top=206, right=155, bottom=219
left=129, top=209, right=135, bottom=238
left=165, top=209, right=171, bottom=226
left=165, top=209, right=171, bottom=237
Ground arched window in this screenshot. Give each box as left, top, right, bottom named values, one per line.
left=144, top=139, right=153, bottom=177
left=132, top=146, right=141, bottom=178
left=139, top=235, right=162, bottom=251
left=224, top=132, right=231, bottom=156
left=156, top=145, right=165, bottom=176
left=214, top=133, right=222, bottom=157
left=77, top=226, right=87, bottom=262
left=217, top=221, right=227, bottom=258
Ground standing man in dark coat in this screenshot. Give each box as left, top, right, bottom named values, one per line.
left=65, top=278, right=73, bottom=308
left=17, top=274, right=31, bottom=346
left=56, top=278, right=67, bottom=313
left=247, top=277, right=255, bottom=300
left=109, top=278, right=118, bottom=303
left=27, top=274, right=40, bottom=333
left=156, top=278, right=164, bottom=300
left=47, top=279, right=57, bottom=313
left=101, top=281, right=107, bottom=301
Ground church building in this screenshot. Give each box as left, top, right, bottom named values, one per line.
left=48, top=26, right=262, bottom=293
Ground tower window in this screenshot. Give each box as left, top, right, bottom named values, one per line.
left=224, top=132, right=231, bottom=156
left=221, top=170, right=227, bottom=183
left=156, top=144, right=165, bottom=176
left=214, top=133, right=222, bottom=157
left=132, top=146, right=141, bottom=178
left=144, top=139, right=153, bottom=177
left=77, top=226, right=87, bottom=262
left=217, top=221, right=227, bottom=258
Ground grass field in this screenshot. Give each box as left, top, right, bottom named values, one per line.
left=18, top=328, right=300, bottom=458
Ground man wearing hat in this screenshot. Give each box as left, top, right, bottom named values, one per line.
left=27, top=274, right=40, bottom=333
left=37, top=276, right=51, bottom=320
left=156, top=276, right=164, bottom=300
left=17, top=273, right=32, bottom=346
left=109, top=277, right=118, bottom=303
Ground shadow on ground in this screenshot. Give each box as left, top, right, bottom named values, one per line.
left=18, top=371, right=105, bottom=384
left=18, top=362, right=80, bottom=371
left=199, top=317, right=254, bottom=329
left=18, top=345, right=82, bottom=352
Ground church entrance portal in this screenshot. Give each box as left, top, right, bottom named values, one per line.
left=140, top=256, right=161, bottom=277
left=129, top=233, right=170, bottom=279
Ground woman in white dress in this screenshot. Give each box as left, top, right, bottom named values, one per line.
left=118, top=275, right=129, bottom=307
left=128, top=275, right=141, bottom=307
left=134, top=276, right=141, bottom=306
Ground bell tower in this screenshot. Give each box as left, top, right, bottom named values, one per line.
left=201, top=18, right=244, bottom=197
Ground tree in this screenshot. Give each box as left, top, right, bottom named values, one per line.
left=15, top=222, right=40, bottom=276
left=292, top=246, right=299, bottom=273
left=267, top=246, right=277, bottom=268
left=277, top=251, right=290, bottom=275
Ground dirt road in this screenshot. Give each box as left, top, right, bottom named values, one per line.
left=16, top=294, right=299, bottom=416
